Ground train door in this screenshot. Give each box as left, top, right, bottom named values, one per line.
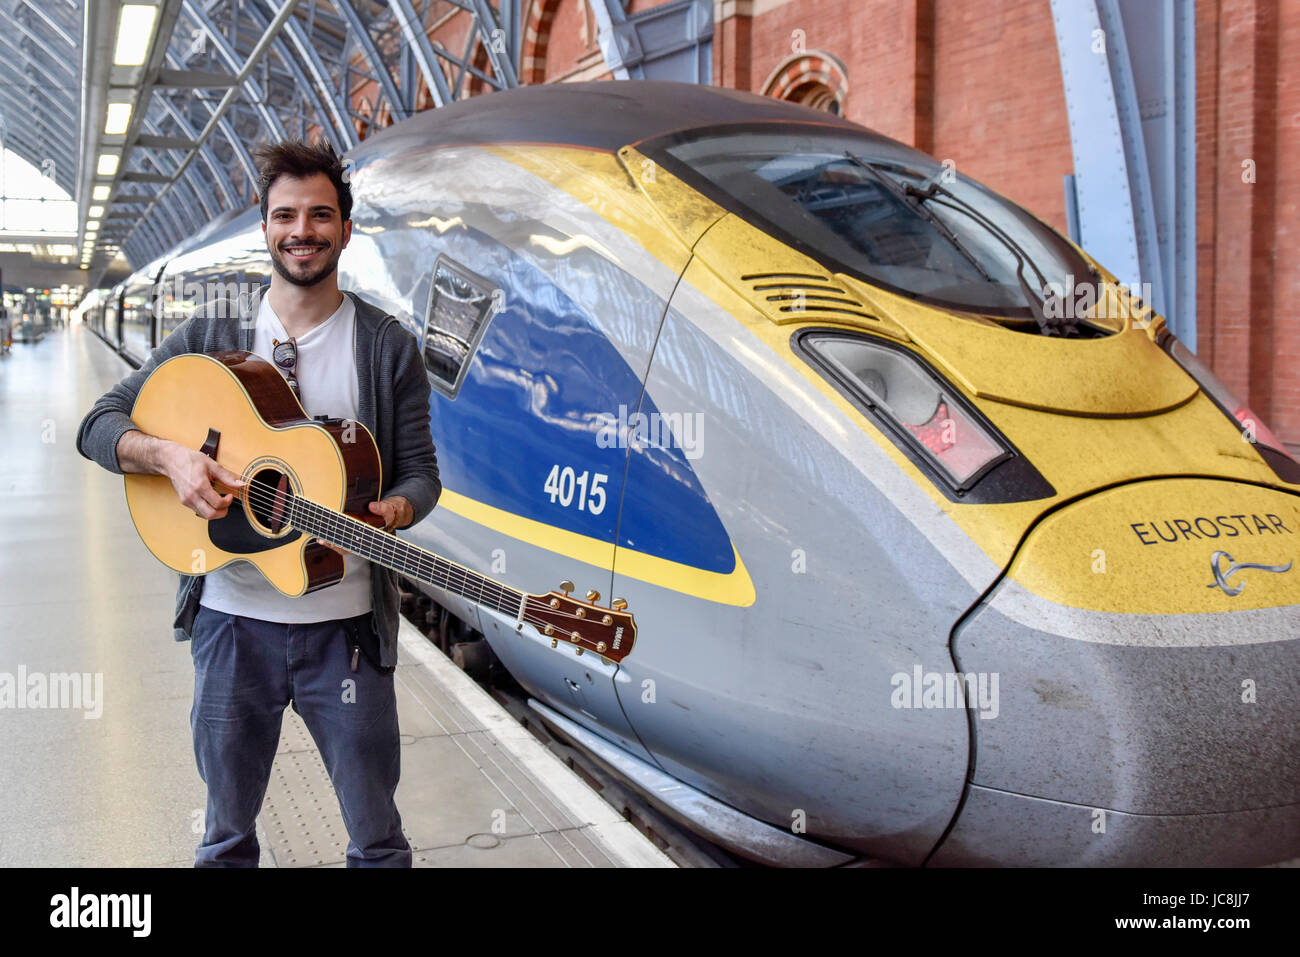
left=606, top=259, right=769, bottom=795
left=400, top=237, right=680, bottom=762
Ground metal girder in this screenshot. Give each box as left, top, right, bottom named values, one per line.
left=388, top=0, right=451, bottom=107
left=18, top=0, right=76, bottom=49
left=183, top=0, right=289, bottom=142
left=152, top=93, right=239, bottom=210
left=118, top=0, right=301, bottom=256
left=1050, top=0, right=1195, bottom=346
left=136, top=133, right=201, bottom=150
left=120, top=171, right=177, bottom=184
left=589, top=0, right=712, bottom=83
left=249, top=0, right=353, bottom=151
left=8, top=12, right=77, bottom=79
left=0, top=0, right=80, bottom=203
left=466, top=0, right=518, bottom=87
left=163, top=49, right=259, bottom=192
left=0, top=87, right=76, bottom=180
left=155, top=67, right=239, bottom=87
left=332, top=0, right=409, bottom=124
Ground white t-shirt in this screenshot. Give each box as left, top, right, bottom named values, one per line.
left=200, top=292, right=373, bottom=622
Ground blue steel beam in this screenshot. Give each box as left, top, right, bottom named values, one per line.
left=1050, top=0, right=1195, bottom=345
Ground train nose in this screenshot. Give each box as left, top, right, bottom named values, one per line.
left=932, top=477, right=1300, bottom=866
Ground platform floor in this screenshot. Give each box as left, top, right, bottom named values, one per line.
left=0, top=323, right=672, bottom=868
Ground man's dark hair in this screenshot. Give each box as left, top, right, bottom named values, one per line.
left=253, top=139, right=353, bottom=223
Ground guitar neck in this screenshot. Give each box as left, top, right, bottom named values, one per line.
left=288, top=494, right=525, bottom=620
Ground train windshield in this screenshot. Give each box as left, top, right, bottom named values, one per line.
left=653, top=127, right=1094, bottom=319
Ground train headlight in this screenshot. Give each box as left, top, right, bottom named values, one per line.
left=1159, top=330, right=1300, bottom=483
left=794, top=329, right=1053, bottom=501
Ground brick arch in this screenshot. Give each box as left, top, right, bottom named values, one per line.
left=521, top=0, right=563, bottom=85
left=761, top=51, right=850, bottom=116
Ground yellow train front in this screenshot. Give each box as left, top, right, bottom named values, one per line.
left=156, top=82, right=1300, bottom=865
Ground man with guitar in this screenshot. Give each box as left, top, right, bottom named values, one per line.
left=75, top=140, right=441, bottom=867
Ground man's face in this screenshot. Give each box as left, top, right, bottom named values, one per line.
left=261, top=172, right=352, bottom=287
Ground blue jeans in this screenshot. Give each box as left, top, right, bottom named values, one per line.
left=189, top=605, right=410, bottom=867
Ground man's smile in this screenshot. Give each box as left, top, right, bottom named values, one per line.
left=282, top=242, right=327, bottom=260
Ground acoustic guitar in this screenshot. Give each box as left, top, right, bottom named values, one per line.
left=124, top=350, right=637, bottom=662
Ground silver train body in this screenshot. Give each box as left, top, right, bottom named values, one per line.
left=81, top=83, right=1300, bottom=866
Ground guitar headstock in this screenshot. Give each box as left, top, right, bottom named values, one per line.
left=522, top=580, right=637, bottom=662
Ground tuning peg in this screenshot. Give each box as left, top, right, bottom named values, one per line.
left=586, top=589, right=600, bottom=603
left=612, top=598, right=627, bottom=611
left=558, top=580, right=575, bottom=595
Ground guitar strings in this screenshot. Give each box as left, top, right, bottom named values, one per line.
left=238, top=477, right=588, bottom=640
left=226, top=474, right=617, bottom=647
left=233, top=474, right=519, bottom=612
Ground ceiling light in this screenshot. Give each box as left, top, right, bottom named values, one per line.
left=88, top=206, right=104, bottom=219
left=92, top=186, right=111, bottom=201
left=113, top=5, right=158, bottom=66
left=105, top=103, right=133, bottom=136
left=97, top=153, right=119, bottom=176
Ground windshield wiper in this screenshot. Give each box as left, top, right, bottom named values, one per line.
left=842, top=152, right=995, bottom=283
left=899, top=177, right=1081, bottom=336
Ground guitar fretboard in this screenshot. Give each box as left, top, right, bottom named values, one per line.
left=283, top=493, right=526, bottom=618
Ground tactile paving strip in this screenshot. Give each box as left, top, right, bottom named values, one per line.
left=258, top=706, right=414, bottom=867
left=255, top=638, right=654, bottom=868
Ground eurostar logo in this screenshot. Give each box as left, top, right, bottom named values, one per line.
left=1206, top=550, right=1293, bottom=596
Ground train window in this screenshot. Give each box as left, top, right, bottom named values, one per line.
left=421, top=256, right=500, bottom=396
left=646, top=126, right=1101, bottom=329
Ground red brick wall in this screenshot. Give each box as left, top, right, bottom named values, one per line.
left=1197, top=0, right=1296, bottom=445
left=734, top=0, right=1072, bottom=230
left=929, top=0, right=1073, bottom=232
left=1272, top=0, right=1300, bottom=444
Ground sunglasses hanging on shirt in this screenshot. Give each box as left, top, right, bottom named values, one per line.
left=271, top=336, right=302, bottom=402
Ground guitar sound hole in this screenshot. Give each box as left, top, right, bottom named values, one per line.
left=247, top=466, right=293, bottom=534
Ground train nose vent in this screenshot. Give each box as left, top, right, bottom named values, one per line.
left=740, top=272, right=879, bottom=324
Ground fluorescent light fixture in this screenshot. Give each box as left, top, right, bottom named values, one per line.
left=105, top=102, right=133, bottom=136
left=97, top=153, right=119, bottom=176
left=88, top=206, right=104, bottom=218
left=92, top=185, right=111, bottom=201
left=113, top=5, right=158, bottom=66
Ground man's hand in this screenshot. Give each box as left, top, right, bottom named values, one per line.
left=369, top=496, right=413, bottom=532
left=159, top=442, right=246, bottom=520
left=314, top=496, right=413, bottom=556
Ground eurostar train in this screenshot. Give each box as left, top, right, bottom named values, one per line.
left=83, top=82, right=1300, bottom=866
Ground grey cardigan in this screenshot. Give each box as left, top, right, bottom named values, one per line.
left=74, top=290, right=442, bottom=668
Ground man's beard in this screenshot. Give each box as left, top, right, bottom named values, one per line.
left=269, top=241, right=341, bottom=287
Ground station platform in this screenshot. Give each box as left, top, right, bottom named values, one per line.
left=0, top=323, right=674, bottom=868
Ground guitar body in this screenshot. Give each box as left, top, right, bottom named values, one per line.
left=125, top=350, right=383, bottom=596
